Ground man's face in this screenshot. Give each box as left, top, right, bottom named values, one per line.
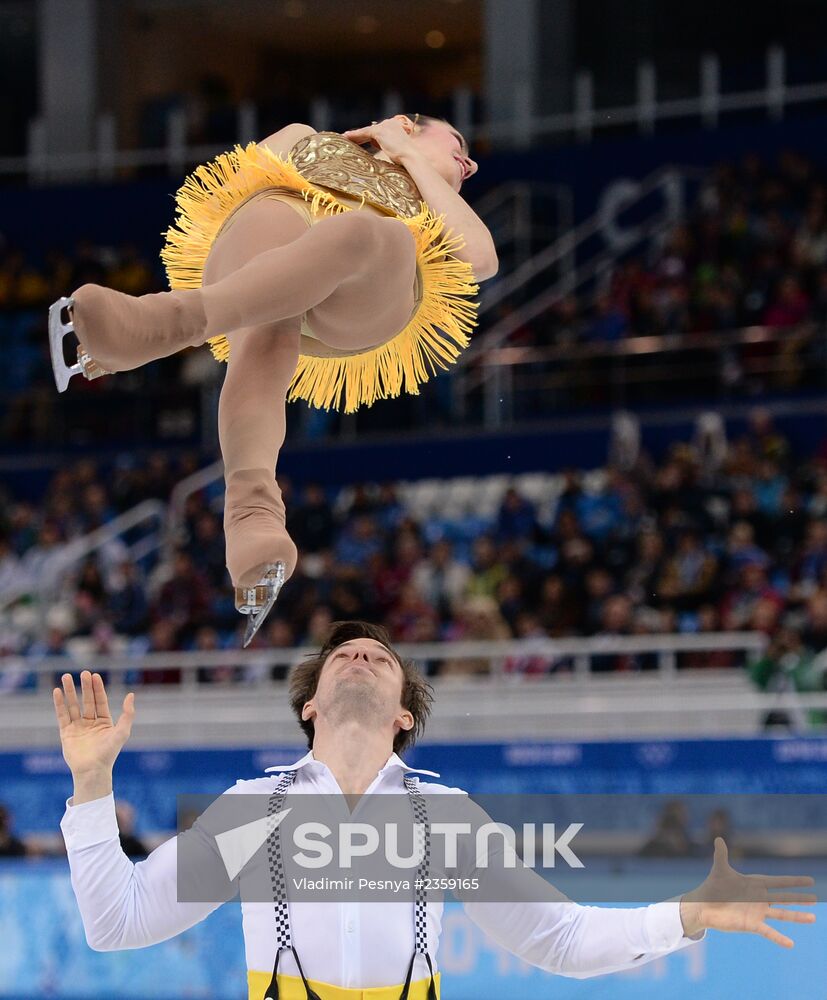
left=302, top=638, right=413, bottom=742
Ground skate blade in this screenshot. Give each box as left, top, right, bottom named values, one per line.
left=49, top=297, right=81, bottom=393
left=237, top=563, right=286, bottom=648
left=48, top=296, right=112, bottom=392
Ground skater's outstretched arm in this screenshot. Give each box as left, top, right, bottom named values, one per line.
left=55, top=671, right=233, bottom=950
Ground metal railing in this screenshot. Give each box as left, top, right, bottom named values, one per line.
left=8, top=632, right=827, bottom=746
left=470, top=321, right=827, bottom=423
left=0, top=500, right=166, bottom=613
left=453, top=166, right=705, bottom=424
left=471, top=182, right=575, bottom=275
left=1, top=632, right=768, bottom=692
left=1, top=46, right=824, bottom=183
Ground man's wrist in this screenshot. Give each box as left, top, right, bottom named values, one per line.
left=71, top=769, right=114, bottom=806
left=679, top=896, right=706, bottom=938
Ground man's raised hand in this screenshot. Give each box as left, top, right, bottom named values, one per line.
left=680, top=837, right=817, bottom=947
left=53, top=671, right=135, bottom=801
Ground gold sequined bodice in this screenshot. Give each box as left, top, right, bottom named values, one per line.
left=289, top=131, right=424, bottom=219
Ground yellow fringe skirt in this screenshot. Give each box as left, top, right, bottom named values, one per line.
left=160, top=142, right=480, bottom=413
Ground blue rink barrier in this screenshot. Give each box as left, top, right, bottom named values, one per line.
left=0, top=860, right=824, bottom=1000
left=3, top=736, right=827, bottom=835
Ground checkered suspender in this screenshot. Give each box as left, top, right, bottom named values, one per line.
left=399, top=776, right=437, bottom=1000
left=263, top=771, right=322, bottom=1000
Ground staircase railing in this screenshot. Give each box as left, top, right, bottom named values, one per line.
left=452, top=166, right=707, bottom=425
left=0, top=499, right=166, bottom=614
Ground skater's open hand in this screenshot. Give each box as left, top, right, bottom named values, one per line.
left=54, top=670, right=135, bottom=778
left=342, top=116, right=418, bottom=164
left=680, top=838, right=817, bottom=947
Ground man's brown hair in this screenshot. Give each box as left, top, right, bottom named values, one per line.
left=288, top=620, right=433, bottom=755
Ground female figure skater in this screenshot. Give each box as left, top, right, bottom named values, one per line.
left=48, top=114, right=496, bottom=644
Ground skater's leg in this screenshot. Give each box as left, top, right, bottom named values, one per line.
left=67, top=205, right=416, bottom=373
left=200, top=210, right=418, bottom=348
left=217, top=318, right=300, bottom=589
left=67, top=196, right=311, bottom=373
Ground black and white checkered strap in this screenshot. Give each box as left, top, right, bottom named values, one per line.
left=403, top=775, right=431, bottom=956
left=399, top=776, right=436, bottom=1000
left=263, top=771, right=322, bottom=1000
left=267, top=771, right=295, bottom=950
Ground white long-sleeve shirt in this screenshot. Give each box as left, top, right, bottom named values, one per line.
left=60, top=751, right=702, bottom=988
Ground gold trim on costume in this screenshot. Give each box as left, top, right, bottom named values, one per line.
left=289, top=132, right=425, bottom=219
left=160, top=136, right=479, bottom=413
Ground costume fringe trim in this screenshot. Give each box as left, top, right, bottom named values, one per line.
left=160, top=142, right=480, bottom=412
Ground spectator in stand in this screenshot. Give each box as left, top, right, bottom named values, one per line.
left=290, top=483, right=335, bottom=554
left=496, top=488, right=538, bottom=543
left=0, top=534, right=22, bottom=596
left=305, top=605, right=334, bottom=646
left=108, top=559, right=149, bottom=636
left=625, top=530, right=667, bottom=607
left=411, top=539, right=470, bottom=625
left=556, top=529, right=596, bottom=596
left=764, top=274, right=811, bottom=328
left=375, top=483, right=405, bottom=532
left=536, top=573, right=578, bottom=637
left=547, top=294, right=581, bottom=347
left=328, top=566, right=373, bottom=622
left=262, top=618, right=297, bottom=681
left=591, top=594, right=637, bottom=672
left=194, top=625, right=239, bottom=685
left=681, top=605, right=737, bottom=669
left=115, top=800, right=148, bottom=859
left=375, top=531, right=423, bottom=615
left=72, top=558, right=108, bottom=634
left=749, top=626, right=827, bottom=728
left=640, top=800, right=697, bottom=858
left=27, top=612, right=73, bottom=688
left=334, top=514, right=382, bottom=570
left=725, top=521, right=769, bottom=579
left=495, top=573, right=526, bottom=633
left=807, top=468, right=827, bottom=518
left=582, top=567, right=615, bottom=635
left=187, top=511, right=227, bottom=589
left=720, top=559, right=784, bottom=632
left=505, top=612, right=556, bottom=676
left=441, top=595, right=511, bottom=676
left=20, top=522, right=68, bottom=596
left=793, top=519, right=827, bottom=599
left=386, top=582, right=438, bottom=643
left=152, top=550, right=211, bottom=640
left=753, top=459, right=788, bottom=518
left=0, top=804, right=27, bottom=857
left=657, top=529, right=718, bottom=611
left=466, top=535, right=509, bottom=600
left=133, top=619, right=181, bottom=684
left=581, top=292, right=628, bottom=342
left=108, top=244, right=154, bottom=296
left=801, top=591, right=827, bottom=653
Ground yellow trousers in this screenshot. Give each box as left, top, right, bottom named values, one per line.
left=247, top=971, right=441, bottom=1000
